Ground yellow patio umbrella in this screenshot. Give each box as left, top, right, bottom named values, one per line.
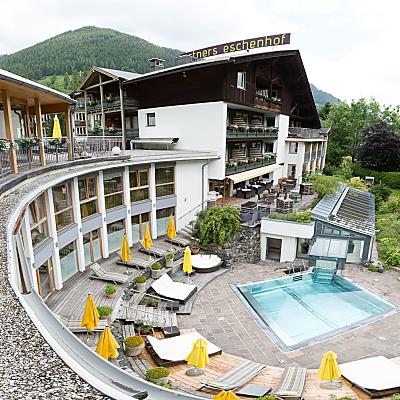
left=317, top=351, right=342, bottom=389
left=183, top=246, right=192, bottom=282
left=80, top=293, right=100, bottom=331
left=95, top=327, right=120, bottom=360
left=143, top=223, right=153, bottom=249
left=52, top=115, right=62, bottom=139
left=166, top=215, right=176, bottom=239
left=211, top=390, right=240, bottom=400
left=120, top=232, right=131, bottom=264
left=185, top=338, right=209, bottom=376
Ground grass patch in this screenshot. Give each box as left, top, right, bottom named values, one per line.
left=390, top=188, right=400, bottom=197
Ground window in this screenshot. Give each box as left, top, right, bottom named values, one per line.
left=155, top=166, right=175, bottom=197
left=156, top=207, right=175, bottom=236
left=129, top=167, right=149, bottom=203
left=146, top=112, right=156, bottom=127
left=28, top=194, right=49, bottom=248
left=289, top=142, right=298, bottom=154
left=107, top=219, right=125, bottom=253
left=36, top=259, right=55, bottom=299
left=251, top=142, right=261, bottom=149
left=59, top=241, right=79, bottom=282
left=131, top=212, right=150, bottom=243
left=52, top=181, right=74, bottom=230
left=103, top=169, right=124, bottom=209
left=264, top=143, right=274, bottom=153
left=78, top=175, right=98, bottom=218
left=83, top=229, right=102, bottom=266
left=237, top=72, right=246, bottom=90
left=288, top=164, right=296, bottom=178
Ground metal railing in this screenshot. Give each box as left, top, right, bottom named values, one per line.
left=74, top=137, right=123, bottom=158
left=86, top=97, right=139, bottom=112
left=288, top=127, right=327, bottom=139
left=226, top=127, right=278, bottom=138
left=226, top=155, right=276, bottom=175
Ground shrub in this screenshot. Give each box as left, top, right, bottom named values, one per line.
left=151, top=262, right=161, bottom=270
left=368, top=265, right=379, bottom=272
left=166, top=252, right=174, bottom=260
left=135, top=275, right=147, bottom=284
left=256, top=396, right=279, bottom=400
left=379, top=198, right=400, bottom=214
left=139, top=324, right=153, bottom=335
left=195, top=206, right=241, bottom=246
left=309, top=174, right=341, bottom=198
left=104, top=283, right=116, bottom=295
left=124, top=335, right=144, bottom=348
left=370, top=182, right=392, bottom=208
left=347, top=177, right=368, bottom=191
left=97, top=306, right=113, bottom=317
left=351, top=164, right=400, bottom=189
left=269, top=211, right=314, bottom=224
left=146, top=367, right=170, bottom=380
left=142, top=295, right=158, bottom=307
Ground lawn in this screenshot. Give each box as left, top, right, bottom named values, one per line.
left=390, top=188, right=400, bottom=197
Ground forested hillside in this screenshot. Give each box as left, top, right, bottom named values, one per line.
left=310, top=84, right=340, bottom=108
left=0, top=26, right=182, bottom=79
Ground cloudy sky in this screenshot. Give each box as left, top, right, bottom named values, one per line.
left=0, top=0, right=399, bottom=105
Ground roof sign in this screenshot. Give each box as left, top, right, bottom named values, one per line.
left=181, top=33, right=291, bottom=59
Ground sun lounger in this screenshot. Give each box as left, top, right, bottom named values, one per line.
left=89, top=262, right=129, bottom=284
left=150, top=273, right=197, bottom=303
left=199, top=360, right=265, bottom=391
left=58, top=315, right=108, bottom=333
left=272, top=365, right=307, bottom=400
left=139, top=245, right=169, bottom=257
left=165, top=236, right=191, bottom=247
left=340, top=356, right=400, bottom=398
left=116, top=251, right=154, bottom=269
left=146, top=331, right=222, bottom=367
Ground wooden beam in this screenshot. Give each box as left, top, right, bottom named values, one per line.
left=0, top=89, right=18, bottom=173
left=119, top=82, right=126, bottom=150
left=65, top=107, right=73, bottom=161
left=99, top=75, right=105, bottom=137
left=34, top=98, right=46, bottom=167
left=84, top=91, right=89, bottom=135
left=83, top=77, right=118, bottom=91
left=28, top=103, right=69, bottom=115
left=24, top=105, right=32, bottom=137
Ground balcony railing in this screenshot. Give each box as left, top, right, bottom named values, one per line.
left=288, top=127, right=328, bottom=140
left=226, top=126, right=278, bottom=138
left=85, top=97, right=139, bottom=112
left=225, top=154, right=276, bottom=176
left=86, top=128, right=139, bottom=137
left=304, top=154, right=310, bottom=163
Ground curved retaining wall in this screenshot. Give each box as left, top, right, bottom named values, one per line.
left=3, top=160, right=205, bottom=400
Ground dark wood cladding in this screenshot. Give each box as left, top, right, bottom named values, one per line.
left=124, top=50, right=320, bottom=128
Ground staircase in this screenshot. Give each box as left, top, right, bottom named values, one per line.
left=312, top=267, right=336, bottom=284
left=180, top=223, right=195, bottom=239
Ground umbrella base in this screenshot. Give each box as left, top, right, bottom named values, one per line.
left=320, top=380, right=342, bottom=389
left=186, top=367, right=204, bottom=377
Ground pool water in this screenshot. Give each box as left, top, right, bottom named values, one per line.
left=236, top=273, right=395, bottom=350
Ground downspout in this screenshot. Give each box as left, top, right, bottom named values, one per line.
left=201, top=160, right=210, bottom=210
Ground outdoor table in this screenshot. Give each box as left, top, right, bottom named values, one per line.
left=251, top=184, right=264, bottom=195
left=241, top=188, right=253, bottom=199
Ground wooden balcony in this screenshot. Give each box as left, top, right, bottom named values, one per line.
left=225, top=155, right=276, bottom=176
left=226, top=126, right=278, bottom=139
left=288, top=127, right=328, bottom=140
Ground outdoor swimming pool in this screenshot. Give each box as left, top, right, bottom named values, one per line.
left=236, top=273, right=396, bottom=351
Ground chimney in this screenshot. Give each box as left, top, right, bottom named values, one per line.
left=148, top=58, right=165, bottom=71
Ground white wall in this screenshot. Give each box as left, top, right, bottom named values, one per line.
left=138, top=102, right=227, bottom=179
left=175, top=160, right=207, bottom=230
left=275, top=114, right=289, bottom=165
left=260, top=233, right=298, bottom=263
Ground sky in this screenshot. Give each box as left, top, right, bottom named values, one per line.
left=0, top=0, right=399, bottom=105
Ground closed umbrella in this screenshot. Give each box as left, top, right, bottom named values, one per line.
left=80, top=293, right=99, bottom=331
left=317, top=351, right=342, bottom=389
left=120, top=232, right=130, bottom=263
left=143, top=223, right=153, bottom=260
left=95, top=327, right=120, bottom=360
left=212, top=390, right=240, bottom=400
left=52, top=115, right=62, bottom=139
left=183, top=246, right=192, bottom=282
left=166, top=215, right=176, bottom=239
left=185, top=338, right=209, bottom=376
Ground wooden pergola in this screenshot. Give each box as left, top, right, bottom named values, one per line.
left=0, top=69, right=75, bottom=174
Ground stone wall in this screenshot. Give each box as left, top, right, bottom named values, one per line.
left=204, top=225, right=261, bottom=267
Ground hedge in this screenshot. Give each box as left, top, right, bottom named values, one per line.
left=351, top=164, right=400, bottom=189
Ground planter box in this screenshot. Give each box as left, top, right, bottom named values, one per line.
left=149, top=376, right=169, bottom=385
left=136, top=282, right=146, bottom=292
left=165, top=258, right=174, bottom=268
left=151, top=269, right=164, bottom=279
left=125, top=343, right=144, bottom=357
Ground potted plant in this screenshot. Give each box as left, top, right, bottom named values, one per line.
left=150, top=262, right=163, bottom=279
left=165, top=252, right=174, bottom=268
left=97, top=306, right=113, bottom=320
left=146, top=367, right=170, bottom=385
left=142, top=295, right=159, bottom=308
left=104, top=283, right=117, bottom=299
left=124, top=335, right=145, bottom=357
left=138, top=324, right=154, bottom=338
left=191, top=240, right=200, bottom=255
left=135, top=275, right=147, bottom=292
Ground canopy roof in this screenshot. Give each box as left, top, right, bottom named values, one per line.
left=309, top=237, right=348, bottom=259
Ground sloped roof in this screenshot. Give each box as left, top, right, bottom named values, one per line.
left=312, top=185, right=375, bottom=237
left=95, top=67, right=141, bottom=81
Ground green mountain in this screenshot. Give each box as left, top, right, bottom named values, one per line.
left=0, top=26, right=340, bottom=107
left=0, top=26, right=182, bottom=80
left=310, top=83, right=340, bottom=108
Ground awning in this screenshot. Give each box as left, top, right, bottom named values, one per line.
left=130, top=137, right=179, bottom=145
left=228, top=163, right=280, bottom=184
left=309, top=237, right=348, bottom=259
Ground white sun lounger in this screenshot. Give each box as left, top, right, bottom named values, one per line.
left=89, top=263, right=129, bottom=284
left=146, top=331, right=222, bottom=366
left=340, top=356, right=400, bottom=398
left=58, top=315, right=108, bottom=333
left=150, top=273, right=197, bottom=303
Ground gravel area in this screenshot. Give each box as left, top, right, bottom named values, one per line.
left=0, top=162, right=126, bottom=400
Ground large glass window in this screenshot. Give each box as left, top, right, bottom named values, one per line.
left=156, top=207, right=175, bottom=236
left=237, top=72, right=246, bottom=90
left=104, top=169, right=124, bottom=209
left=36, top=259, right=55, bottom=299
left=52, top=181, right=74, bottom=230
left=155, top=166, right=175, bottom=197
left=78, top=175, right=98, bottom=218
left=107, top=219, right=125, bottom=253
left=129, top=167, right=149, bottom=203
left=297, top=238, right=311, bottom=259
left=289, top=142, right=298, bottom=154
left=59, top=241, right=79, bottom=282
left=83, top=229, right=102, bottom=266
left=28, top=193, right=49, bottom=248
left=131, top=212, right=150, bottom=243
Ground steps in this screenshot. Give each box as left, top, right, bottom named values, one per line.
left=312, top=267, right=336, bottom=284
left=180, top=223, right=194, bottom=238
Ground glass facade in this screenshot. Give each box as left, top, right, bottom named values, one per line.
left=28, top=193, right=49, bottom=248
left=107, top=219, right=125, bottom=253
left=83, top=229, right=102, bottom=266
left=78, top=175, right=98, bottom=218
left=36, top=259, right=55, bottom=299
left=156, top=207, right=175, bottom=237
left=104, top=169, right=124, bottom=209
left=129, top=167, right=149, bottom=203
left=155, top=166, right=175, bottom=197
left=131, top=212, right=150, bottom=243
left=52, top=181, right=74, bottom=230
left=59, top=241, right=79, bottom=282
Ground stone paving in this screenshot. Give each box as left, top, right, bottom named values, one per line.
left=178, top=261, right=400, bottom=369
